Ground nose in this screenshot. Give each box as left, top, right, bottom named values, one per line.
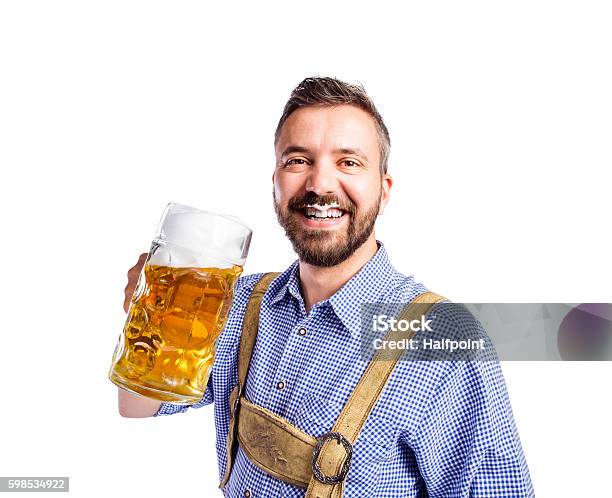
left=305, top=161, right=339, bottom=196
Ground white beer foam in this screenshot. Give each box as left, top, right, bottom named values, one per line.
left=149, top=203, right=251, bottom=268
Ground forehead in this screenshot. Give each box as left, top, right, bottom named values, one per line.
left=276, top=104, right=380, bottom=155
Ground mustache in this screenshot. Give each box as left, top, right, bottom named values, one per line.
left=287, top=192, right=355, bottom=214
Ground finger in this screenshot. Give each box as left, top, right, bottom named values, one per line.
left=135, top=253, right=148, bottom=269
left=127, top=253, right=148, bottom=275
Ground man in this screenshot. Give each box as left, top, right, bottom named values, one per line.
left=119, top=77, right=534, bottom=497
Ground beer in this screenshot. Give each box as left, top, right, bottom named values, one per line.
left=110, top=262, right=243, bottom=403
left=109, top=202, right=252, bottom=403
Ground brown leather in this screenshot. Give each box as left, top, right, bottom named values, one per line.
left=219, top=271, right=446, bottom=498
left=237, top=396, right=317, bottom=488
left=219, top=272, right=280, bottom=488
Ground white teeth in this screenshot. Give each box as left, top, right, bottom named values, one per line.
left=304, top=207, right=344, bottom=219
left=303, top=203, right=345, bottom=219
left=305, top=202, right=340, bottom=211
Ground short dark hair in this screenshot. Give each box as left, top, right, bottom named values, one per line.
left=275, top=76, right=391, bottom=173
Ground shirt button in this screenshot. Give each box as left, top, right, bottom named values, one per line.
left=298, top=327, right=307, bottom=336
left=276, top=381, right=285, bottom=390
left=244, top=490, right=252, bottom=498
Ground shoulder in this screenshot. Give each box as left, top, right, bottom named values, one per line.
left=383, top=268, right=488, bottom=344
left=427, top=301, right=492, bottom=346
left=228, top=272, right=267, bottom=308
left=235, top=272, right=268, bottom=292
left=218, top=271, right=279, bottom=342
left=408, top=303, right=503, bottom=405
left=381, top=267, right=430, bottom=303
left=215, top=273, right=270, bottom=347
left=387, top=298, right=500, bottom=406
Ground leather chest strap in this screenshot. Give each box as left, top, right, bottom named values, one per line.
left=304, top=291, right=447, bottom=498
left=219, top=272, right=280, bottom=489
left=219, top=275, right=446, bottom=496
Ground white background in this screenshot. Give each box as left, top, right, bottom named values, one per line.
left=1, top=1, right=610, bottom=497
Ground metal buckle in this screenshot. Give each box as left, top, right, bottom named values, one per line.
left=311, top=432, right=353, bottom=484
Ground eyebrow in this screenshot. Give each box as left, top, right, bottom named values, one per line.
left=280, top=146, right=369, bottom=163
left=335, top=147, right=369, bottom=163
left=280, top=145, right=310, bottom=159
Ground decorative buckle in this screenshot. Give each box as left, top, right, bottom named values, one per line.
left=311, top=432, right=353, bottom=484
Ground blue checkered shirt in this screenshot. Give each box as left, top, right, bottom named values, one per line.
left=155, top=242, right=534, bottom=497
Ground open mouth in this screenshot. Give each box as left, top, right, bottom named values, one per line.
left=298, top=202, right=348, bottom=221
left=301, top=207, right=346, bottom=220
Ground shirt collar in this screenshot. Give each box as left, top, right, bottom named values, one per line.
left=268, top=241, right=397, bottom=339
left=268, top=259, right=302, bottom=307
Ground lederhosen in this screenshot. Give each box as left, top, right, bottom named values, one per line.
left=219, top=272, right=446, bottom=497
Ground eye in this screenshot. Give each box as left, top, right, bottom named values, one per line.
left=341, top=159, right=360, bottom=168
left=286, top=158, right=308, bottom=166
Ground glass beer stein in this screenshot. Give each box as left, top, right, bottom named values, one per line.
left=109, top=202, right=252, bottom=404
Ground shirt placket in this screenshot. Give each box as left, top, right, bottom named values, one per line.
left=264, top=304, right=322, bottom=415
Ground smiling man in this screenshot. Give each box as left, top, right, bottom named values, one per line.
left=119, top=77, right=534, bottom=497
left=272, top=91, right=392, bottom=313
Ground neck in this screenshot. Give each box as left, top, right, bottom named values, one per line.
left=298, top=234, right=379, bottom=314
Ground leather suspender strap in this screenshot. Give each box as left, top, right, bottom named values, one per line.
left=219, top=276, right=447, bottom=496
left=219, top=272, right=280, bottom=489
left=304, top=291, right=447, bottom=498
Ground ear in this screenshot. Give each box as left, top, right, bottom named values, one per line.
left=377, top=173, right=393, bottom=215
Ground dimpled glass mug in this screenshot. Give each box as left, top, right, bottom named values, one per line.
left=109, top=202, right=252, bottom=404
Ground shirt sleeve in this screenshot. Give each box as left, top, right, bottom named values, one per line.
left=154, top=375, right=214, bottom=417
left=409, top=357, right=534, bottom=497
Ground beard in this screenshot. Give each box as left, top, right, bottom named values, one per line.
left=273, top=188, right=380, bottom=267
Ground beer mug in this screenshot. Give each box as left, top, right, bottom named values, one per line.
left=109, top=202, right=252, bottom=404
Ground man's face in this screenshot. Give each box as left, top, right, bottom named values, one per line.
left=273, top=104, right=392, bottom=267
